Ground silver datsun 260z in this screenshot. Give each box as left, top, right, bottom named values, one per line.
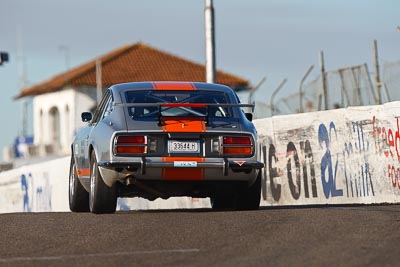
left=69, top=82, right=264, bottom=213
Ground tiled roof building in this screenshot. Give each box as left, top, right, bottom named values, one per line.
left=17, top=43, right=249, bottom=98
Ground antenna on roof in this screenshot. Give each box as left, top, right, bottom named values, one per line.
left=96, top=59, right=102, bottom=105
left=16, top=26, right=29, bottom=137
left=59, top=45, right=70, bottom=70
left=16, top=26, right=27, bottom=91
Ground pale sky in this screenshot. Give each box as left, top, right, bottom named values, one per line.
left=0, top=0, right=399, bottom=160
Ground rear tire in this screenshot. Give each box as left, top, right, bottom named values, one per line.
left=69, top=156, right=90, bottom=212
left=236, top=171, right=261, bottom=210
left=210, top=193, right=237, bottom=211
left=89, top=151, right=117, bottom=214
left=210, top=171, right=261, bottom=211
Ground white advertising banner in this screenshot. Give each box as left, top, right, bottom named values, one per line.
left=254, top=101, right=400, bottom=206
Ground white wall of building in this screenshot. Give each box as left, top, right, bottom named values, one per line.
left=33, top=88, right=96, bottom=155
left=73, top=87, right=98, bottom=136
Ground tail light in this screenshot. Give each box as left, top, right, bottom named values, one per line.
left=114, top=135, right=147, bottom=154
left=221, top=136, right=253, bottom=155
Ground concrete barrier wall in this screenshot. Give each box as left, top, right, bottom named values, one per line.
left=255, top=101, right=400, bottom=206
left=1, top=101, right=400, bottom=212
left=0, top=157, right=69, bottom=213
left=0, top=157, right=210, bottom=213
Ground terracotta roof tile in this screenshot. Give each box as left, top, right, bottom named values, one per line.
left=17, top=43, right=249, bottom=98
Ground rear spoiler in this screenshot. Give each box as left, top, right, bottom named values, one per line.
left=114, top=102, right=254, bottom=110
left=114, top=102, right=255, bottom=124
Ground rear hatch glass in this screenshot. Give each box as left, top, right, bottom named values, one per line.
left=125, top=90, right=232, bottom=119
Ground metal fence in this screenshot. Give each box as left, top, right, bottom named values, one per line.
left=251, top=60, right=399, bottom=119
left=382, top=60, right=400, bottom=102
left=300, top=63, right=376, bottom=112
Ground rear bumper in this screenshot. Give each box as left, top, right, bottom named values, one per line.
left=97, top=159, right=264, bottom=187
left=98, top=159, right=264, bottom=175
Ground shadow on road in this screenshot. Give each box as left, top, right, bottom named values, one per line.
left=114, top=203, right=400, bottom=214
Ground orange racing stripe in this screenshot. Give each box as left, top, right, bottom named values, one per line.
left=155, top=82, right=205, bottom=180
left=161, top=119, right=206, bottom=180
left=162, top=157, right=205, bottom=180
left=161, top=118, right=206, bottom=133
left=152, top=82, right=196, bottom=91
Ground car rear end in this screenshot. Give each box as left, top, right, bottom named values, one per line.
left=97, top=82, right=263, bottom=205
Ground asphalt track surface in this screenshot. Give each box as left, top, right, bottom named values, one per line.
left=0, top=205, right=399, bottom=267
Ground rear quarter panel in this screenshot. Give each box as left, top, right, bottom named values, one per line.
left=89, top=107, right=128, bottom=162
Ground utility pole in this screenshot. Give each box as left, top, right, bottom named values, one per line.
left=373, top=39, right=382, bottom=104
left=319, top=50, right=328, bottom=110
left=204, top=0, right=216, bottom=83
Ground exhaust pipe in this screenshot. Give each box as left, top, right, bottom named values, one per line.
left=125, top=176, right=169, bottom=199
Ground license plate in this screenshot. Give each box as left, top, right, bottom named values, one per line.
left=168, top=140, right=200, bottom=153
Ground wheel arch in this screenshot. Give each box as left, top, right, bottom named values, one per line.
left=88, top=144, right=95, bottom=164
left=70, top=144, right=76, bottom=163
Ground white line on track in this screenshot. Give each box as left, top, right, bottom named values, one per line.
left=0, top=248, right=200, bottom=263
